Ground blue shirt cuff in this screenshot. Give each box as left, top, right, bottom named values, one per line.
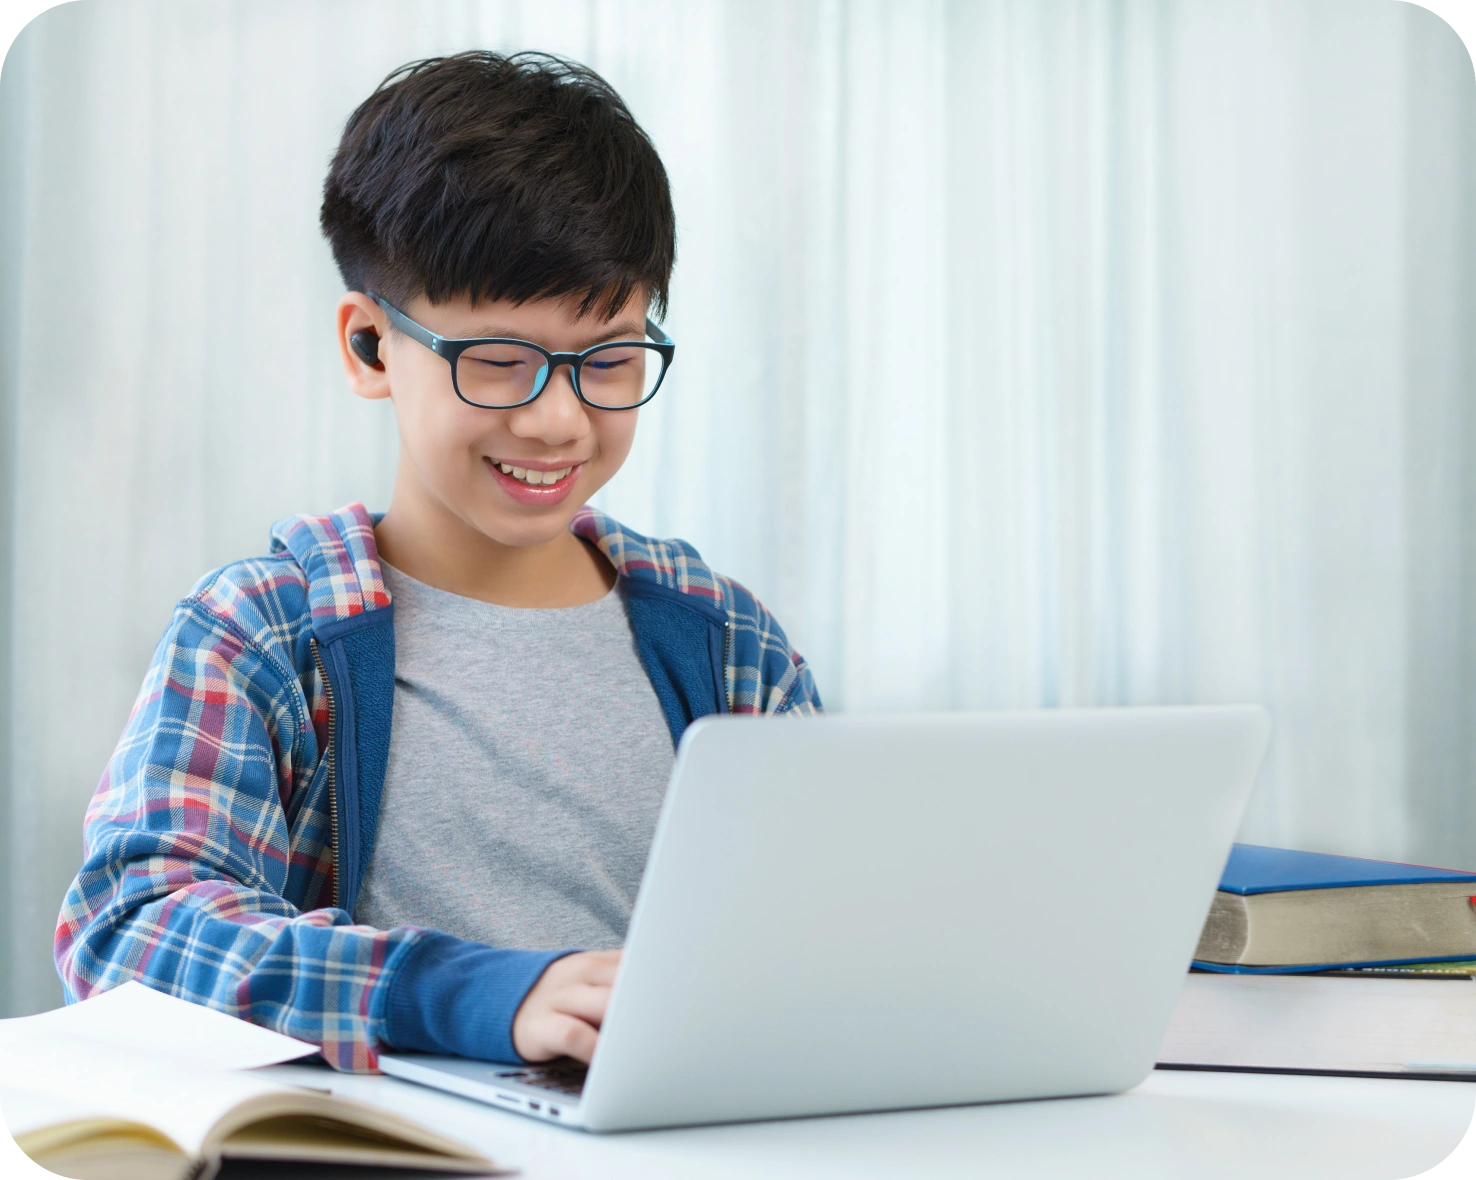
left=381, top=931, right=573, bottom=1063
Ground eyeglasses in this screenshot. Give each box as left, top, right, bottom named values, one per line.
left=369, top=292, right=675, bottom=411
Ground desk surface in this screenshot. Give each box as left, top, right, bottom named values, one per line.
left=251, top=1063, right=1474, bottom=1180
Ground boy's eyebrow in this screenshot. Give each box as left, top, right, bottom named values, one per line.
left=461, top=320, right=648, bottom=349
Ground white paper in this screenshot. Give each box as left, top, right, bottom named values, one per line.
left=0, top=1028, right=292, bottom=1152
left=0, top=981, right=319, bottom=1071
left=0, top=985, right=493, bottom=1172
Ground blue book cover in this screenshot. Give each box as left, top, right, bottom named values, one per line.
left=1218, top=843, right=1476, bottom=896
left=1193, top=844, right=1476, bottom=974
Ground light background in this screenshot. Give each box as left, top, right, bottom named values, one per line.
left=0, top=0, right=1473, bottom=1016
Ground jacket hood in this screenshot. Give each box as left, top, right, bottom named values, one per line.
left=269, top=504, right=392, bottom=625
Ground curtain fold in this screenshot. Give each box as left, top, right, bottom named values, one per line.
left=0, top=0, right=1471, bottom=1016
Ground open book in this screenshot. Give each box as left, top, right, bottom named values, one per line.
left=0, top=982, right=501, bottom=1180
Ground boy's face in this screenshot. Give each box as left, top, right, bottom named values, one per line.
left=338, top=288, right=645, bottom=551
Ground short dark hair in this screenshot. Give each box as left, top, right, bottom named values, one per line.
left=320, top=51, right=675, bottom=319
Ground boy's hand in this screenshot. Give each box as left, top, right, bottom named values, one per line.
left=512, top=949, right=622, bottom=1064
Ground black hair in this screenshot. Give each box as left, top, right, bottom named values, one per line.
left=320, top=51, right=675, bottom=319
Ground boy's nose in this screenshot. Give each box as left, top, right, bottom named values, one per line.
left=505, top=365, right=590, bottom=444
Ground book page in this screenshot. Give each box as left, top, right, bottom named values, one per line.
left=2, top=1029, right=498, bottom=1174
left=0, top=984, right=494, bottom=1173
left=0, top=981, right=318, bottom=1071
left=0, top=1029, right=298, bottom=1155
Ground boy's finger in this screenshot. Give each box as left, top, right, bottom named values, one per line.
left=550, top=982, right=612, bottom=1025
left=574, top=955, right=621, bottom=986
left=539, top=1012, right=600, bottom=1064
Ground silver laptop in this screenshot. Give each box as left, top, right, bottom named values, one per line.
left=379, top=706, right=1270, bottom=1132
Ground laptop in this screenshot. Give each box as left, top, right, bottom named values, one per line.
left=379, top=706, right=1270, bottom=1131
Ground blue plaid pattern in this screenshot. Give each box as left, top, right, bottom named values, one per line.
left=55, top=504, right=819, bottom=1071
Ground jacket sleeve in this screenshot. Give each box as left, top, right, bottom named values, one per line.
left=52, top=597, right=560, bottom=1071
left=723, top=581, right=824, bottom=716
left=776, top=650, right=823, bottom=715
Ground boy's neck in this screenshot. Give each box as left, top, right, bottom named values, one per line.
left=372, top=490, right=616, bottom=610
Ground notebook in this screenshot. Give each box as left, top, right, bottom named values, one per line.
left=1192, top=844, right=1476, bottom=971
left=0, top=982, right=500, bottom=1180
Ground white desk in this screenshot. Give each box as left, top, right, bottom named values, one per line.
left=253, top=1063, right=1475, bottom=1179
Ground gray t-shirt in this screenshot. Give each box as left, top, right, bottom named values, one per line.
left=353, top=563, right=676, bottom=951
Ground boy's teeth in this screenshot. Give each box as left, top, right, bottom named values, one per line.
left=496, top=462, right=572, bottom=486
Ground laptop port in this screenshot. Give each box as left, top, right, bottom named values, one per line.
left=528, top=1102, right=541, bottom=1111
left=494, top=1093, right=518, bottom=1104
left=549, top=1107, right=561, bottom=1117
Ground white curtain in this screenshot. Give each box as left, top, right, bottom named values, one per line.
left=1, top=0, right=1472, bottom=1016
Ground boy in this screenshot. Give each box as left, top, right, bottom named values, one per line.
left=54, top=51, right=820, bottom=1072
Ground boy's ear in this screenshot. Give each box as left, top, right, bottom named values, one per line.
left=336, top=292, right=393, bottom=401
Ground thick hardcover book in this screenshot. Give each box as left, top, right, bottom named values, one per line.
left=1193, top=844, right=1476, bottom=972
left=1157, top=972, right=1476, bottom=1079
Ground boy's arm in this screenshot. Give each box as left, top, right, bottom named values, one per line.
left=723, top=579, right=823, bottom=716
left=53, top=599, right=563, bottom=1071
left=774, top=649, right=822, bottom=715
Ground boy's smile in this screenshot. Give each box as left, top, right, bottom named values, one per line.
left=336, top=287, right=648, bottom=606
left=485, top=457, right=583, bottom=504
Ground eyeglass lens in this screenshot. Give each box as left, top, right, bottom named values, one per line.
left=577, top=343, right=664, bottom=407
left=456, top=343, right=548, bottom=406
left=455, top=341, right=665, bottom=408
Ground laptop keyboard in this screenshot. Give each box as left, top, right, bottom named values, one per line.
left=495, top=1060, right=588, bottom=1097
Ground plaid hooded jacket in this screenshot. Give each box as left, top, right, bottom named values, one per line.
left=54, top=503, right=821, bottom=1071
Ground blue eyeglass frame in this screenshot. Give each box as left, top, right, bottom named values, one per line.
left=368, top=291, right=675, bottom=410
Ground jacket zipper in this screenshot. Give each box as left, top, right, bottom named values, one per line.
left=722, top=620, right=733, bottom=712
left=309, top=637, right=340, bottom=910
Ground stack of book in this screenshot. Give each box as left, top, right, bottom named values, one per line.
left=1159, top=844, right=1476, bottom=1078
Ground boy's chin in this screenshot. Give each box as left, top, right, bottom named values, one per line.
left=466, top=503, right=585, bottom=550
